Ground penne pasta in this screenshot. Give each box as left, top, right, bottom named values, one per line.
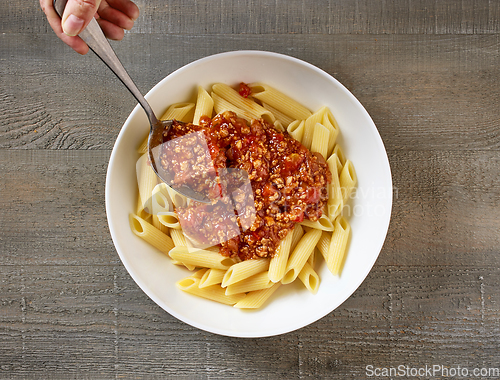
left=212, top=83, right=275, bottom=123
left=300, top=215, right=334, bottom=231
left=136, top=195, right=151, bottom=221
left=268, top=229, right=294, bottom=283
left=333, top=144, right=346, bottom=168
left=326, top=216, right=351, bottom=276
left=233, top=282, right=281, bottom=309
left=169, top=228, right=187, bottom=246
left=130, top=82, right=357, bottom=310
left=176, top=277, right=245, bottom=305
left=303, top=107, right=327, bottom=150
left=136, top=153, right=157, bottom=214
left=129, top=214, right=174, bottom=255
left=168, top=228, right=197, bottom=270
left=262, top=102, right=295, bottom=127
left=290, top=224, right=304, bottom=253
left=340, top=159, right=357, bottom=204
left=212, top=92, right=253, bottom=123
left=151, top=183, right=172, bottom=233
left=307, top=248, right=318, bottom=269
left=248, top=82, right=312, bottom=121
left=158, top=211, right=181, bottom=229
left=310, top=122, right=330, bottom=158
left=169, top=246, right=236, bottom=270
left=326, top=153, right=344, bottom=221
left=282, top=228, right=322, bottom=284
left=316, top=231, right=331, bottom=262
left=166, top=186, right=188, bottom=208
left=137, top=135, right=149, bottom=154
left=225, top=271, right=273, bottom=295
left=221, top=259, right=270, bottom=287
left=286, top=120, right=305, bottom=143
left=193, top=86, right=214, bottom=125
left=298, top=262, right=320, bottom=294
left=273, top=120, right=285, bottom=132
left=199, top=269, right=226, bottom=288
left=191, top=268, right=208, bottom=280
left=160, top=102, right=195, bottom=122
left=322, top=108, right=340, bottom=156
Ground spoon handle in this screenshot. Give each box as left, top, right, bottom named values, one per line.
left=53, top=0, right=158, bottom=126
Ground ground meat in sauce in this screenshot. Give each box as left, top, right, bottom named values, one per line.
left=161, top=111, right=331, bottom=261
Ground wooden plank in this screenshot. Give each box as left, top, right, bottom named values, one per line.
left=381, top=149, right=500, bottom=266
left=2, top=0, right=499, bottom=35
left=1, top=33, right=499, bottom=151
left=1, top=265, right=498, bottom=377
left=0, top=150, right=118, bottom=266
left=1, top=149, right=499, bottom=267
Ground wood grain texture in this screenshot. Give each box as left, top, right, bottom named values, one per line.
left=2, top=0, right=500, bottom=35
left=1, top=0, right=500, bottom=378
left=1, top=34, right=499, bottom=151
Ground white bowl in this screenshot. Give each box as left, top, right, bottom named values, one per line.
left=105, top=51, right=392, bottom=338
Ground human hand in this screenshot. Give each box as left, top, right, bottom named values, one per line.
left=40, top=0, right=140, bottom=55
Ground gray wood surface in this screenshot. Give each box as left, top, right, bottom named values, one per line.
left=1, top=0, right=499, bottom=378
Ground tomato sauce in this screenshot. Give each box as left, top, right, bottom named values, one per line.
left=161, top=111, right=331, bottom=261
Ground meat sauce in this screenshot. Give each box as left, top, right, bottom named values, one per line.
left=161, top=111, right=331, bottom=261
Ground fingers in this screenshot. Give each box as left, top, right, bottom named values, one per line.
left=61, top=0, right=102, bottom=37
left=105, top=0, right=139, bottom=22
left=39, top=0, right=90, bottom=54
left=97, top=18, right=125, bottom=41
left=40, top=0, right=139, bottom=52
left=97, top=0, right=140, bottom=40
left=98, top=2, right=133, bottom=31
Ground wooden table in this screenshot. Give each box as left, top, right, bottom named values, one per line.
left=1, top=1, right=499, bottom=378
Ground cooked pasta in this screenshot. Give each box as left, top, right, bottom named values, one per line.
left=282, top=228, right=322, bottom=284
left=130, top=81, right=357, bottom=310
left=225, top=271, right=273, bottom=296
left=169, top=246, right=236, bottom=270
left=193, top=86, right=214, bottom=125
left=176, top=277, right=245, bottom=305
left=298, top=262, right=320, bottom=294
left=233, top=282, right=281, bottom=309
left=326, top=216, right=351, bottom=275
left=221, top=259, right=270, bottom=288
left=248, top=82, right=312, bottom=121
left=268, top=228, right=294, bottom=283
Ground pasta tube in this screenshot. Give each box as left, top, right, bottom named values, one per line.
left=160, top=102, right=195, bottom=122
left=136, top=153, right=157, bottom=214
left=168, top=246, right=236, bottom=270
left=310, top=122, right=330, bottom=159
left=129, top=214, right=174, bottom=255
left=282, top=228, right=322, bottom=284
left=298, top=262, right=320, bottom=294
left=300, top=215, right=334, bottom=231
left=248, top=82, right=312, bottom=121
left=176, top=277, right=245, bottom=305
left=340, top=160, right=357, bottom=204
left=225, top=271, right=273, bottom=296
left=287, top=120, right=305, bottom=143
left=233, top=283, right=281, bottom=309
left=221, top=259, right=270, bottom=287
left=212, top=83, right=275, bottom=122
left=199, top=269, right=226, bottom=288
left=268, top=228, right=294, bottom=283
left=326, top=216, right=351, bottom=275
left=193, top=86, right=214, bottom=125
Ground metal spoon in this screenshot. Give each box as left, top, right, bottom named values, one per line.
left=53, top=0, right=210, bottom=203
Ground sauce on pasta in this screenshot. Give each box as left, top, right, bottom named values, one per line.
left=161, top=111, right=331, bottom=261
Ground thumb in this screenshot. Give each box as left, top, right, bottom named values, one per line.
left=61, top=0, right=101, bottom=36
